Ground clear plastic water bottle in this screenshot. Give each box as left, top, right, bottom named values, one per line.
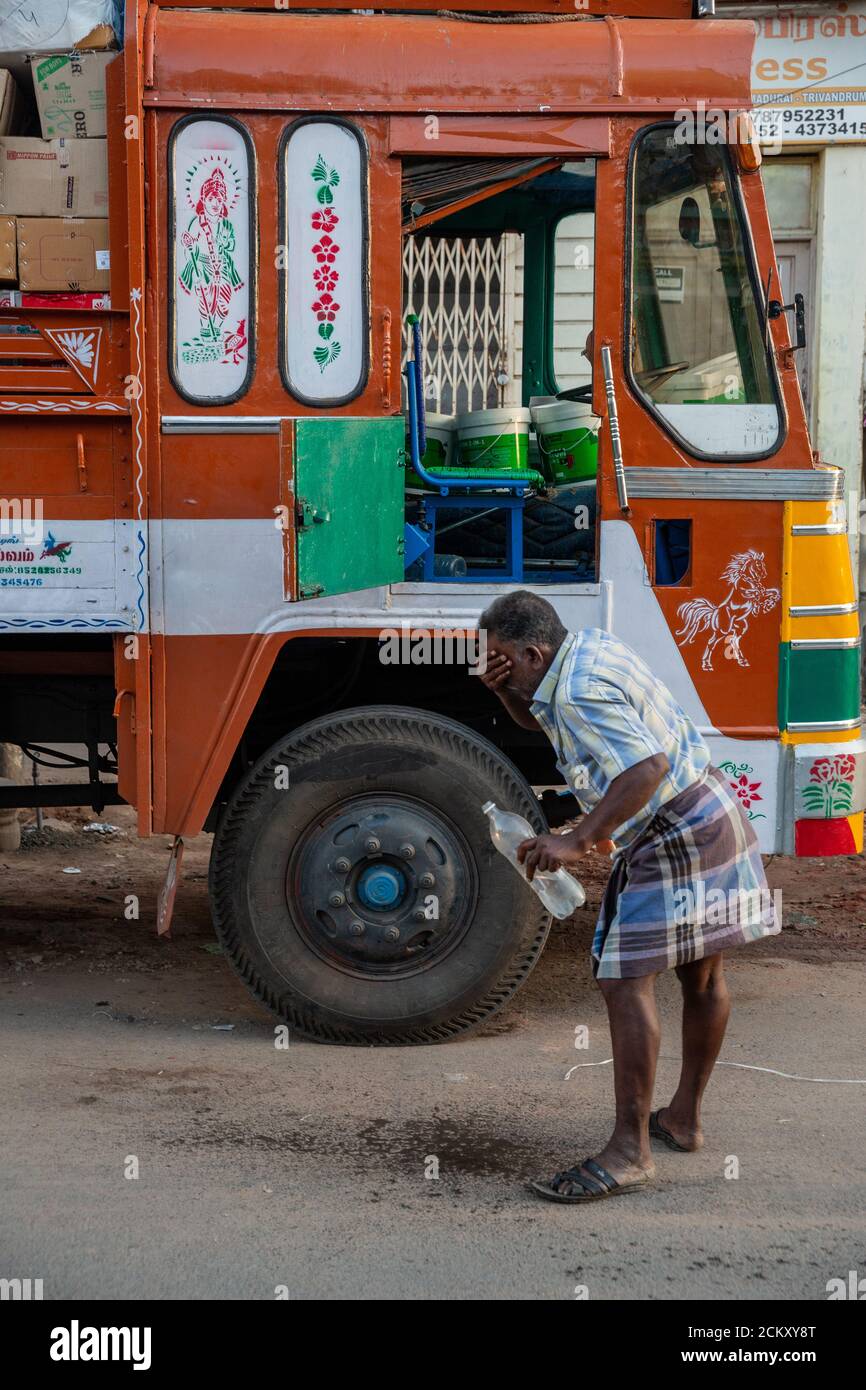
left=482, top=801, right=586, bottom=919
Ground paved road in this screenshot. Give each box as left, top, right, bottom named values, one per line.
left=2, top=816, right=865, bottom=1300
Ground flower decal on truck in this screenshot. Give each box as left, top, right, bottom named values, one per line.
left=801, top=754, right=856, bottom=818
left=43, top=327, right=104, bottom=390
left=55, top=330, right=97, bottom=369
left=285, top=121, right=364, bottom=400
left=310, top=155, right=342, bottom=372
left=718, top=760, right=766, bottom=821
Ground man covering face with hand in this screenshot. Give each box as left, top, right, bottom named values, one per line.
left=478, top=589, right=779, bottom=1204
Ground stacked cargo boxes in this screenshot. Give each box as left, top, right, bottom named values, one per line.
left=0, top=27, right=116, bottom=309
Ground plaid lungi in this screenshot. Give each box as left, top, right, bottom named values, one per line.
left=592, top=766, right=780, bottom=980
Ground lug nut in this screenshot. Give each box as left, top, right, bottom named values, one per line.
left=349, top=921, right=365, bottom=936
left=419, top=872, right=435, bottom=888
left=365, top=837, right=381, bottom=853
left=328, top=892, right=346, bottom=908
left=412, top=909, right=428, bottom=923
left=385, top=927, right=400, bottom=942
left=334, top=858, right=351, bottom=874
left=400, top=843, right=416, bottom=859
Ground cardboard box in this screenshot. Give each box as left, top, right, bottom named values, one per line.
left=0, top=138, right=108, bottom=216
left=0, top=214, right=15, bottom=280
left=76, top=26, right=119, bottom=53
left=17, top=217, right=109, bottom=292
left=32, top=51, right=113, bottom=140
left=0, top=69, right=20, bottom=136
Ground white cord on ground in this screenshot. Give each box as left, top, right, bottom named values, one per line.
left=565, top=1059, right=613, bottom=1078
left=564, top=1058, right=866, bottom=1084
left=715, top=1061, right=866, bottom=1084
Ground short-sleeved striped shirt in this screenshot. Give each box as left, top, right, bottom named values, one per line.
left=530, top=629, right=711, bottom=847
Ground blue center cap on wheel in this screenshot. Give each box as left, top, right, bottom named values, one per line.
left=357, top=863, right=406, bottom=910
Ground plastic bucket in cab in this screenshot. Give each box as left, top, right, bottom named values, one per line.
left=530, top=399, right=599, bottom=485
left=455, top=407, right=530, bottom=473
left=405, top=413, right=454, bottom=489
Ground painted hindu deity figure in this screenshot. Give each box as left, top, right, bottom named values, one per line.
left=178, top=165, right=244, bottom=344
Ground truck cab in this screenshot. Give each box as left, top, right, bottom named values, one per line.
left=1, top=0, right=861, bottom=1041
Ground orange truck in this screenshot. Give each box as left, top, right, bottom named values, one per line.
left=0, top=0, right=861, bottom=1042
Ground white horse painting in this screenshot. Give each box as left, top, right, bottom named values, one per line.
left=675, top=550, right=780, bottom=672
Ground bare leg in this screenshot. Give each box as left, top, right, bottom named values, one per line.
left=564, top=973, right=660, bottom=1189
left=657, top=952, right=730, bottom=1151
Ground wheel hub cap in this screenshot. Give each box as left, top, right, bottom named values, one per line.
left=287, top=794, right=478, bottom=978
left=356, top=863, right=407, bottom=910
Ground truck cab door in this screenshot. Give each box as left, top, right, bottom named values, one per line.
left=291, top=416, right=404, bottom=600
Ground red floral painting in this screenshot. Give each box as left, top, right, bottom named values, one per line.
left=718, top=760, right=765, bottom=821
left=802, top=754, right=856, bottom=818
left=310, top=155, right=342, bottom=372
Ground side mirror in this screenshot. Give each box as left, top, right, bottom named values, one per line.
left=678, top=196, right=701, bottom=248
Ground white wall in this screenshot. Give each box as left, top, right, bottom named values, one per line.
left=810, top=145, right=866, bottom=601
left=513, top=211, right=596, bottom=394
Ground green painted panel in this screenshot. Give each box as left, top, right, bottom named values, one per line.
left=294, top=416, right=405, bottom=599
left=778, top=642, right=861, bottom=727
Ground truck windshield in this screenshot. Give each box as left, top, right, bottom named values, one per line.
left=629, top=126, right=780, bottom=458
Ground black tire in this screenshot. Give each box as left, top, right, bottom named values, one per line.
left=209, top=705, right=552, bottom=1044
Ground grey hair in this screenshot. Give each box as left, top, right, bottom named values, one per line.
left=480, top=590, right=568, bottom=650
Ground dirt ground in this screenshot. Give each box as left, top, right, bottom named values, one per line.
left=4, top=802, right=865, bottom=980
left=1, top=805, right=865, bottom=1300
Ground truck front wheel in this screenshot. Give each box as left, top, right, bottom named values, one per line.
left=209, top=706, right=552, bottom=1044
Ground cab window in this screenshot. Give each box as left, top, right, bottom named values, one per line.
left=280, top=119, right=369, bottom=406
left=629, top=126, right=780, bottom=458
left=169, top=115, right=255, bottom=405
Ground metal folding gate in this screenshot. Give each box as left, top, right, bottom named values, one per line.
left=402, top=234, right=520, bottom=416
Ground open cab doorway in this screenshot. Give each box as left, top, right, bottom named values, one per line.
left=397, top=157, right=600, bottom=590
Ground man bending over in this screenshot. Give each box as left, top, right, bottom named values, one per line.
left=479, top=589, right=779, bottom=1204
